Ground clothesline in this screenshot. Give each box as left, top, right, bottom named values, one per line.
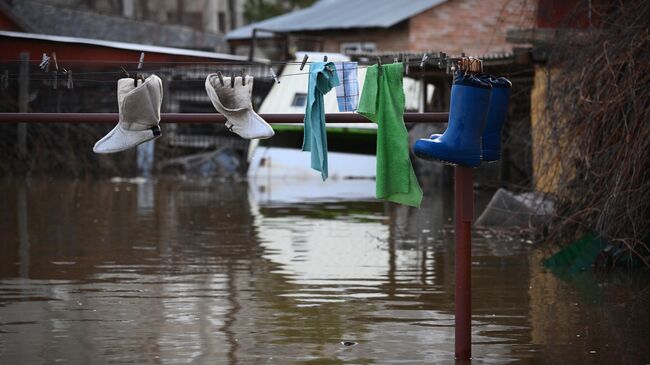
left=1, top=66, right=377, bottom=80
left=1, top=63, right=434, bottom=85
left=0, top=58, right=436, bottom=66
left=0, top=61, right=427, bottom=76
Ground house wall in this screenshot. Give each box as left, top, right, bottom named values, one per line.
left=229, top=24, right=410, bottom=60
left=409, top=0, right=536, bottom=56
left=317, top=23, right=410, bottom=54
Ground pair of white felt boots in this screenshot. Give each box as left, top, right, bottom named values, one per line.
left=93, top=74, right=274, bottom=154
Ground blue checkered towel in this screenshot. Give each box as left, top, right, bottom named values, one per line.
left=334, top=62, right=358, bottom=112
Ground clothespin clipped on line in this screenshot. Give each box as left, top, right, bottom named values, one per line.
left=217, top=71, right=225, bottom=86
left=437, top=52, right=446, bottom=69
left=241, top=68, right=246, bottom=86
left=405, top=56, right=410, bottom=75
left=377, top=57, right=382, bottom=76
left=51, top=52, right=59, bottom=90
left=299, top=54, right=309, bottom=71
left=39, top=53, right=50, bottom=72
left=63, top=69, right=73, bottom=89
left=323, top=55, right=328, bottom=62
left=120, top=64, right=137, bottom=87
left=137, top=52, right=145, bottom=70
left=420, top=53, right=428, bottom=68
left=270, top=66, right=279, bottom=84
left=231, top=72, right=236, bottom=88
left=51, top=52, right=59, bottom=71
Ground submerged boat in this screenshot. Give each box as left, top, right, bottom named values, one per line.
left=247, top=52, right=426, bottom=184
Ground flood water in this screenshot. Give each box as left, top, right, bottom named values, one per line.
left=1, top=177, right=648, bottom=364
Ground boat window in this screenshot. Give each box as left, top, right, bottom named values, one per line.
left=291, top=93, right=307, bottom=107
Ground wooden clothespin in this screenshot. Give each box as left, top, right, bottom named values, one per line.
left=120, top=65, right=137, bottom=86
left=51, top=52, right=59, bottom=71
left=51, top=52, right=59, bottom=90
left=39, top=53, right=50, bottom=72
left=467, top=57, right=483, bottom=73
left=217, top=71, right=225, bottom=86
left=270, top=66, right=279, bottom=84
left=405, top=56, right=410, bottom=75
left=300, top=54, right=309, bottom=71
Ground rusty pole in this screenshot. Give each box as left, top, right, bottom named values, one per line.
left=0, top=112, right=449, bottom=124
left=454, top=166, right=473, bottom=360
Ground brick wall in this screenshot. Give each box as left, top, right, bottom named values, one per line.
left=298, top=22, right=410, bottom=54
left=409, top=0, right=536, bottom=56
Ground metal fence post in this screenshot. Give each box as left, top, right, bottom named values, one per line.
left=455, top=166, right=473, bottom=360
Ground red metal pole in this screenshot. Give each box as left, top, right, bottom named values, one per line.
left=455, top=166, right=473, bottom=360
left=0, top=112, right=449, bottom=124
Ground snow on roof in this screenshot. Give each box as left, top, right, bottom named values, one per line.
left=0, top=30, right=268, bottom=62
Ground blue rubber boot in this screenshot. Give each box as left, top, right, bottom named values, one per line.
left=480, top=76, right=511, bottom=161
left=428, top=74, right=511, bottom=162
left=414, top=72, right=491, bottom=167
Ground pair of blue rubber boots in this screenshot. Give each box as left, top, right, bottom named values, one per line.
left=413, top=72, right=512, bottom=167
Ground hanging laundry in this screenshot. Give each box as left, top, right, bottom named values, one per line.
left=205, top=74, right=274, bottom=139
left=303, top=62, right=340, bottom=181
left=93, top=74, right=163, bottom=154
left=358, top=63, right=423, bottom=208
left=333, top=61, right=359, bottom=112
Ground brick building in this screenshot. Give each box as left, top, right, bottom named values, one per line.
left=227, top=0, right=536, bottom=60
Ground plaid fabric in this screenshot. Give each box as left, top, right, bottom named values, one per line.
left=334, top=62, right=359, bottom=112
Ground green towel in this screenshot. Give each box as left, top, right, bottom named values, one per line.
left=358, top=63, right=423, bottom=208
left=303, top=62, right=340, bottom=181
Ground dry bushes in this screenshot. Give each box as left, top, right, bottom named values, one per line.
left=539, top=0, right=650, bottom=266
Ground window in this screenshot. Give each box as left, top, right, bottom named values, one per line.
left=291, top=93, right=307, bottom=107
left=340, top=42, right=377, bottom=54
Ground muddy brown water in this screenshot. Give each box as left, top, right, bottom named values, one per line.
left=0, top=178, right=648, bottom=364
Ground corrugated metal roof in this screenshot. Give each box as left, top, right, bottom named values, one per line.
left=0, top=31, right=263, bottom=62
left=227, top=0, right=447, bottom=40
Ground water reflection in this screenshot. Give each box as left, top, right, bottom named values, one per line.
left=0, top=178, right=648, bottom=364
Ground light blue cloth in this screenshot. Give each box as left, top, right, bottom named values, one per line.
left=334, top=61, right=358, bottom=112
left=303, top=61, right=340, bottom=181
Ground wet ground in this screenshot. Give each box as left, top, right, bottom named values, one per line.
left=0, top=177, right=648, bottom=364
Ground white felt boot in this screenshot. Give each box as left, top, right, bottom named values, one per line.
left=93, top=74, right=163, bottom=154
left=205, top=74, right=274, bottom=139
